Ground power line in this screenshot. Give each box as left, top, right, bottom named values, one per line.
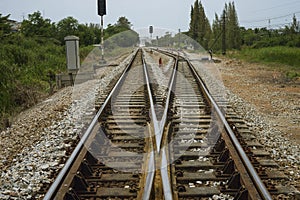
left=244, top=22, right=292, bottom=29
left=241, top=11, right=300, bottom=23
left=268, top=11, right=300, bottom=20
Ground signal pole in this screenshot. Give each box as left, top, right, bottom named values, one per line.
left=101, top=16, right=104, bottom=60
left=98, top=0, right=106, bottom=63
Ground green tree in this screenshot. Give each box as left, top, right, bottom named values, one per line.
left=56, top=16, right=79, bottom=43
left=189, top=0, right=200, bottom=40
left=103, top=17, right=138, bottom=48
left=188, top=0, right=211, bottom=49
left=290, top=14, right=299, bottom=34
left=116, top=16, right=132, bottom=30
left=210, top=13, right=222, bottom=50
left=226, top=2, right=241, bottom=49
left=210, top=1, right=241, bottom=51
left=89, top=23, right=101, bottom=44
left=240, top=28, right=259, bottom=46
left=198, top=2, right=211, bottom=49
left=0, top=14, right=11, bottom=37
left=104, top=17, right=133, bottom=40
left=77, top=23, right=96, bottom=46
left=21, top=11, right=55, bottom=37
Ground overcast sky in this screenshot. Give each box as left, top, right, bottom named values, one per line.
left=1, top=0, right=299, bottom=31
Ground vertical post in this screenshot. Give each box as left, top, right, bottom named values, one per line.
left=222, top=11, right=226, bottom=55
left=101, top=15, right=104, bottom=61
left=69, top=72, right=74, bottom=86
left=178, top=29, right=181, bottom=49
left=98, top=0, right=106, bottom=63
left=64, top=35, right=80, bottom=86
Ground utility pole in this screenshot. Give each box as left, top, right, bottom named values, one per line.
left=222, top=10, right=226, bottom=55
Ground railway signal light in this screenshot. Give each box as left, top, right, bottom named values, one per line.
left=149, top=26, right=153, bottom=39
left=98, top=0, right=106, bottom=16
left=149, top=26, right=153, bottom=34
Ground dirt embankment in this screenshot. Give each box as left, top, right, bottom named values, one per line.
left=217, top=58, right=300, bottom=144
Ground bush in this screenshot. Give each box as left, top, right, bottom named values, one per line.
left=0, top=34, right=66, bottom=130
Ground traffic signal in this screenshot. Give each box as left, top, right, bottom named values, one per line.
left=98, top=0, right=106, bottom=16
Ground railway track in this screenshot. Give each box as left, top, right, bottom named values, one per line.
left=44, top=48, right=299, bottom=199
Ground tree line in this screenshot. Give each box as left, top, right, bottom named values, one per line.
left=187, top=0, right=300, bottom=52
left=19, top=11, right=134, bottom=46
left=240, top=15, right=300, bottom=48
left=188, top=0, right=241, bottom=52
left=0, top=11, right=135, bottom=130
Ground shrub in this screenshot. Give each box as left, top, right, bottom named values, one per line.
left=0, top=34, right=66, bottom=130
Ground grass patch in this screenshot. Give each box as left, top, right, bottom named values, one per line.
left=227, top=46, right=300, bottom=78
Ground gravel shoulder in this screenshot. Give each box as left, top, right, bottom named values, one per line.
left=215, top=58, right=300, bottom=191
left=217, top=58, right=299, bottom=144
left=0, top=87, right=72, bottom=172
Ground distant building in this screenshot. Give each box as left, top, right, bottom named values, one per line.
left=7, top=19, right=22, bottom=32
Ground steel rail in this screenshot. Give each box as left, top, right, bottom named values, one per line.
left=43, top=49, right=140, bottom=200
left=161, top=147, right=173, bottom=200
left=142, top=50, right=160, bottom=151
left=150, top=48, right=178, bottom=152
left=142, top=151, right=155, bottom=200
left=140, top=50, right=157, bottom=200
left=157, top=55, right=178, bottom=200
left=142, top=49, right=178, bottom=200
left=156, top=54, right=178, bottom=153
left=186, top=58, right=273, bottom=200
